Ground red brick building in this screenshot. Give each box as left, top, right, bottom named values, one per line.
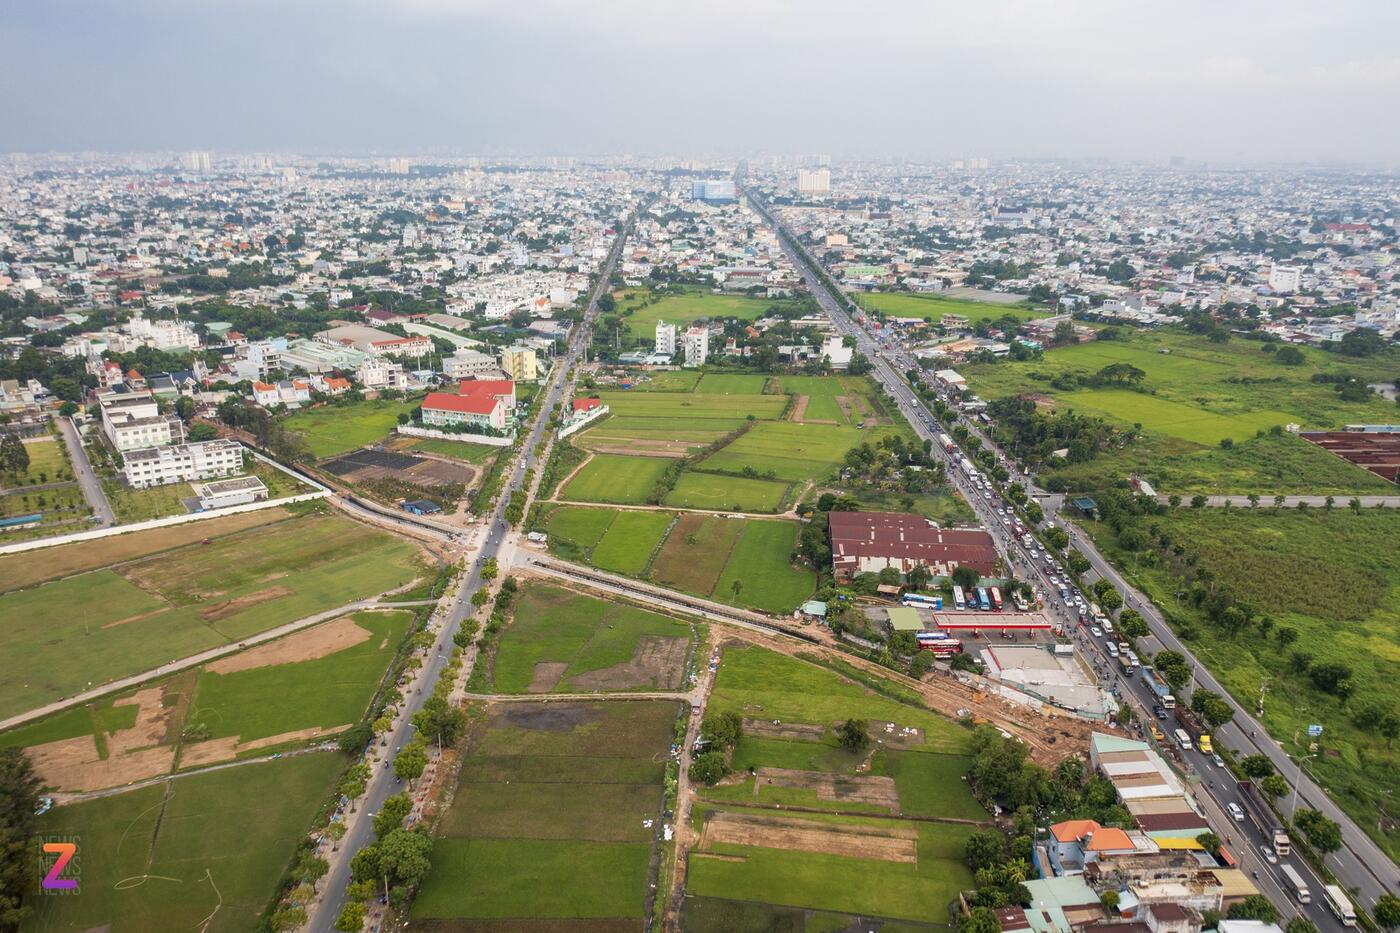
left=827, top=510, right=998, bottom=583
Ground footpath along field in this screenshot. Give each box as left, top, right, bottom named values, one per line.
left=410, top=700, right=681, bottom=929
left=684, top=645, right=981, bottom=925
left=1, top=608, right=416, bottom=793
left=482, top=582, right=693, bottom=694
left=963, top=328, right=1400, bottom=494
left=0, top=510, right=424, bottom=720
left=540, top=505, right=815, bottom=614
left=25, top=752, right=343, bottom=933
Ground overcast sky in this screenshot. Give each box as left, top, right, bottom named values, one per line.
left=6, top=0, right=1400, bottom=165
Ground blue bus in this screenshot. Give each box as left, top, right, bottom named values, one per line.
left=901, top=593, right=943, bottom=610
left=976, top=587, right=991, bottom=611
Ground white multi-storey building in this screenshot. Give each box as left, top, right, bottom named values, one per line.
left=655, top=321, right=677, bottom=356
left=682, top=326, right=709, bottom=367
left=1269, top=264, right=1302, bottom=293
left=99, top=392, right=184, bottom=452
left=122, top=439, right=244, bottom=488
left=443, top=349, right=499, bottom=379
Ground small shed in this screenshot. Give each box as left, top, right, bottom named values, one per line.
left=798, top=600, right=828, bottom=620
left=402, top=499, right=442, bottom=515
left=1070, top=496, right=1099, bottom=518
left=887, top=607, right=923, bottom=632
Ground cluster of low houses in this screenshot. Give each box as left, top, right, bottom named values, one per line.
left=994, top=733, right=1267, bottom=933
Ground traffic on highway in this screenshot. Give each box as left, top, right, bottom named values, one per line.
left=754, top=191, right=1382, bottom=932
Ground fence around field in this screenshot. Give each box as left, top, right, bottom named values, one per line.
left=0, top=449, right=330, bottom=557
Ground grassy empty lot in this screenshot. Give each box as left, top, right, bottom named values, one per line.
left=578, top=391, right=787, bottom=453
left=590, top=509, right=673, bottom=575
left=0, top=514, right=422, bottom=720
left=1088, top=506, right=1400, bottom=859
left=663, top=471, right=790, bottom=513
left=856, top=291, right=1045, bottom=323
left=282, top=398, right=420, bottom=459
left=400, top=437, right=502, bottom=463
left=712, top=520, right=816, bottom=613
left=560, top=453, right=671, bottom=505
left=185, top=609, right=412, bottom=742
left=411, top=700, right=679, bottom=925
left=616, top=287, right=797, bottom=341
left=25, top=753, right=342, bottom=933
left=541, top=504, right=619, bottom=560
left=489, top=583, right=691, bottom=694
left=711, top=645, right=972, bottom=753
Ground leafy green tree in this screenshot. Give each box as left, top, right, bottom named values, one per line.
left=0, top=748, right=42, bottom=928
left=1228, top=895, right=1278, bottom=923
left=335, top=902, right=365, bottom=932
left=1196, top=831, right=1221, bottom=857
left=1190, top=689, right=1235, bottom=728
left=837, top=718, right=870, bottom=751
left=413, top=696, right=468, bottom=747
left=1261, top=774, right=1289, bottom=798
left=378, top=827, right=433, bottom=887
left=965, top=829, right=1005, bottom=871
left=958, top=906, right=1003, bottom=933
left=1373, top=894, right=1400, bottom=931
left=374, top=792, right=414, bottom=839
left=952, top=565, right=981, bottom=592
left=1296, top=808, right=1342, bottom=859
left=702, top=711, right=743, bottom=750
left=1101, top=889, right=1120, bottom=912
left=393, top=741, right=428, bottom=781
left=688, top=751, right=730, bottom=785
left=270, top=907, right=308, bottom=931
left=1286, top=918, right=1319, bottom=933
left=1239, top=754, right=1273, bottom=778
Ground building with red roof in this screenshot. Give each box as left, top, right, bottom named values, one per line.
left=827, top=510, right=998, bottom=583
left=421, top=391, right=507, bottom=431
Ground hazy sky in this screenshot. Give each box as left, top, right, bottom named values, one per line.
left=7, top=0, right=1400, bottom=164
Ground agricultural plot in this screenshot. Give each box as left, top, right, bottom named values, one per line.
left=962, top=329, right=1400, bottom=493
left=1089, top=507, right=1400, bottom=860
left=541, top=504, right=626, bottom=561
left=687, top=808, right=976, bottom=922
left=778, top=374, right=880, bottom=425
left=559, top=453, right=671, bottom=505
left=712, top=520, right=817, bottom=613
left=577, top=391, right=787, bottom=455
left=0, top=513, right=422, bottom=720
left=24, top=753, right=342, bottom=933
left=857, top=291, right=1045, bottom=323
left=282, top=398, right=420, bottom=459
left=0, top=436, right=90, bottom=537
left=590, top=510, right=673, bottom=575
left=410, top=700, right=680, bottom=927
left=695, top=373, right=770, bottom=395
left=488, top=583, right=691, bottom=694
left=650, top=513, right=744, bottom=596
left=698, top=421, right=867, bottom=484
left=663, top=471, right=790, bottom=513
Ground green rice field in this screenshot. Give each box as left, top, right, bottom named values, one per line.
left=856, top=291, right=1044, bottom=323
left=559, top=453, right=671, bottom=505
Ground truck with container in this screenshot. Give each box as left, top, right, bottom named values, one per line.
left=1237, top=780, right=1291, bottom=855
left=1279, top=863, right=1311, bottom=904
left=1139, top=666, right=1177, bottom=709
left=1119, top=652, right=1138, bottom=675
left=938, top=432, right=955, bottom=453
left=1323, top=884, right=1356, bottom=926
left=1175, top=705, right=1209, bottom=748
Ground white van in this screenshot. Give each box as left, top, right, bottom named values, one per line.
left=1106, top=643, right=1120, bottom=658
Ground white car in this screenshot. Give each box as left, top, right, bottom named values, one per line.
left=1212, top=753, right=1225, bottom=768
left=1089, top=626, right=1103, bottom=638
left=1258, top=844, right=1277, bottom=864
left=1227, top=802, right=1245, bottom=821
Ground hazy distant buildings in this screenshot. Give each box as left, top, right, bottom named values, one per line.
left=691, top=179, right=736, bottom=203
left=798, top=168, right=830, bottom=195
left=181, top=150, right=211, bottom=172
left=1269, top=264, right=1301, bottom=293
